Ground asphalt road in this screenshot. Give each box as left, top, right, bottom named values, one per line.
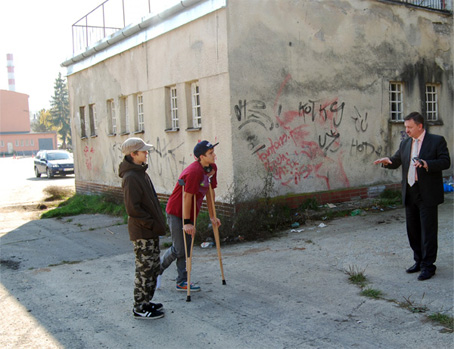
left=0, top=157, right=453, bottom=348
left=0, top=156, right=75, bottom=234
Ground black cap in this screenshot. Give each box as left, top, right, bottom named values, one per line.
left=193, top=140, right=219, bottom=158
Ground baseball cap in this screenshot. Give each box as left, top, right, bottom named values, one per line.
left=121, top=138, right=153, bottom=155
left=193, top=140, right=219, bottom=158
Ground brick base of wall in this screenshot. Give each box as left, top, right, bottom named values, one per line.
left=75, top=180, right=402, bottom=217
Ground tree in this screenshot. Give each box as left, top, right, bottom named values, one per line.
left=50, top=72, right=71, bottom=149
left=31, top=109, right=55, bottom=132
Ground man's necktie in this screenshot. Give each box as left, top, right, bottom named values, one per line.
left=408, top=139, right=418, bottom=187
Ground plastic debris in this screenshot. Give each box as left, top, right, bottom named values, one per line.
left=291, top=222, right=300, bottom=228
left=327, top=203, right=336, bottom=208
left=201, top=242, right=214, bottom=248
left=350, top=209, right=365, bottom=216
left=318, top=223, right=327, bottom=228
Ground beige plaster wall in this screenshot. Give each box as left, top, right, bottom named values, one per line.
left=68, top=9, right=232, bottom=197
left=226, top=0, right=453, bottom=198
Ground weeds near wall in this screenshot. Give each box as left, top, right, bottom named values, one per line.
left=43, top=186, right=75, bottom=201
left=41, top=193, right=127, bottom=219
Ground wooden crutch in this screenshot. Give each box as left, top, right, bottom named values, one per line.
left=207, top=183, right=226, bottom=285
left=185, top=195, right=197, bottom=302
left=179, top=178, right=196, bottom=302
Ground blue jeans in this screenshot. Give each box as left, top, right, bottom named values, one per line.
left=160, top=214, right=192, bottom=284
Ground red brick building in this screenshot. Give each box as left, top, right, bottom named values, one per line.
left=0, top=89, right=56, bottom=156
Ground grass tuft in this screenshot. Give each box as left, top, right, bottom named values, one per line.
left=345, top=265, right=368, bottom=288
left=427, top=313, right=454, bottom=332
left=360, top=288, right=383, bottom=299
left=41, top=193, right=127, bottom=219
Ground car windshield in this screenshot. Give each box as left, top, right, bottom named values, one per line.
left=47, top=152, right=70, bottom=160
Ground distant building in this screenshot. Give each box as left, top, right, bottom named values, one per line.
left=0, top=89, right=57, bottom=156
left=62, top=0, right=453, bottom=208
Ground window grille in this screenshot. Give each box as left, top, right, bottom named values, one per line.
left=389, top=82, right=404, bottom=121
left=170, top=87, right=178, bottom=130
left=191, top=82, right=202, bottom=128
left=425, top=84, right=438, bottom=121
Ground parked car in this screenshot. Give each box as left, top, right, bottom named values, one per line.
left=34, top=150, right=74, bottom=178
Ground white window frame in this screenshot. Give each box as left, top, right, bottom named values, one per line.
left=389, top=82, right=403, bottom=121
left=137, top=93, right=144, bottom=132
left=30, top=139, right=34, bottom=146
left=191, top=82, right=202, bottom=128
left=0, top=140, right=4, bottom=147
left=425, top=84, right=438, bottom=121
left=15, top=140, right=19, bottom=146
left=108, top=99, right=117, bottom=134
left=170, top=86, right=179, bottom=130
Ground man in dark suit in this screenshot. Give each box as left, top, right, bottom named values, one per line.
left=374, top=112, right=451, bottom=281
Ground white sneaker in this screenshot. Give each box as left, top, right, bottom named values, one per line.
left=156, top=274, right=162, bottom=290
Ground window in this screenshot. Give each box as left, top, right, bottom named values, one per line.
left=15, top=140, right=19, bottom=146
left=80, top=106, right=87, bottom=138
left=107, top=99, right=117, bottom=134
left=136, top=93, right=144, bottom=132
left=21, top=140, right=24, bottom=146
left=389, top=82, right=403, bottom=121
left=30, top=139, right=34, bottom=146
left=191, top=82, right=202, bottom=128
left=120, top=96, right=129, bottom=134
left=426, top=84, right=438, bottom=121
left=170, top=86, right=178, bottom=130
left=0, top=140, right=4, bottom=147
left=89, top=104, right=97, bottom=136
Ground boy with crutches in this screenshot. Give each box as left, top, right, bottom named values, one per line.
left=160, top=140, right=221, bottom=294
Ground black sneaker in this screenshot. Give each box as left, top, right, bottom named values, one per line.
left=148, top=302, right=163, bottom=311
left=133, top=304, right=165, bottom=320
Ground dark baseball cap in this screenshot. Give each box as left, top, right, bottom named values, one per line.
left=193, top=140, right=219, bottom=158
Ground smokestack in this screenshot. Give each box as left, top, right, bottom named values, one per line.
left=6, top=53, right=15, bottom=92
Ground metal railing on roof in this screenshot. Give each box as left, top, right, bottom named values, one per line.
left=71, top=0, right=176, bottom=55
left=383, top=0, right=452, bottom=11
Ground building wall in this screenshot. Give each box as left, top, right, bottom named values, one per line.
left=0, top=89, right=57, bottom=155
left=67, top=8, right=232, bottom=196
left=226, top=0, right=453, bottom=199
left=0, top=90, right=30, bottom=133
left=65, top=0, right=452, bottom=205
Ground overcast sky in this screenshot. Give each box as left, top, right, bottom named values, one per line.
left=0, top=0, right=176, bottom=114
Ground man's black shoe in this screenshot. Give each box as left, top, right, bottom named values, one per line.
left=406, top=263, right=421, bottom=273
left=418, top=269, right=435, bottom=281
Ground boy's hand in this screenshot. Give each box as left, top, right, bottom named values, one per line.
left=184, top=223, right=196, bottom=237
left=210, top=217, right=221, bottom=228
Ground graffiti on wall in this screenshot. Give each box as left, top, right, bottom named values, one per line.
left=235, top=74, right=383, bottom=190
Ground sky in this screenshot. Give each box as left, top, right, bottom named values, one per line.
left=0, top=0, right=177, bottom=114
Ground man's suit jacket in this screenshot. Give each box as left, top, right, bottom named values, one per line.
left=385, top=132, right=450, bottom=207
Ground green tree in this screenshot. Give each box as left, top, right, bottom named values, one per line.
left=31, top=109, right=55, bottom=132
left=50, top=72, right=71, bottom=149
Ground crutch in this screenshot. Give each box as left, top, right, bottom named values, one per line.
left=178, top=179, right=196, bottom=302
left=208, top=183, right=226, bottom=285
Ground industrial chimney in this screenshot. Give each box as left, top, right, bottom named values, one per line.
left=6, top=53, right=15, bottom=92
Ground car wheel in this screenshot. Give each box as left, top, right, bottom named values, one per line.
left=34, top=167, right=41, bottom=178
left=47, top=168, right=54, bottom=178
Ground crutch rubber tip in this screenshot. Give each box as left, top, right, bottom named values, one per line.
left=222, top=280, right=227, bottom=285
left=186, top=296, right=191, bottom=302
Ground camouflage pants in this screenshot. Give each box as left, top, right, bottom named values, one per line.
left=133, top=238, right=160, bottom=310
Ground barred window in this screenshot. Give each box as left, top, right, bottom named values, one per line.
left=170, top=86, right=178, bottom=130
left=425, top=84, right=438, bottom=121
left=389, top=82, right=403, bottom=121
left=136, top=93, right=144, bottom=132
left=191, top=82, right=202, bottom=128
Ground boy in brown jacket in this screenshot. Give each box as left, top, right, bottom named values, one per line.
left=119, top=137, right=167, bottom=319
